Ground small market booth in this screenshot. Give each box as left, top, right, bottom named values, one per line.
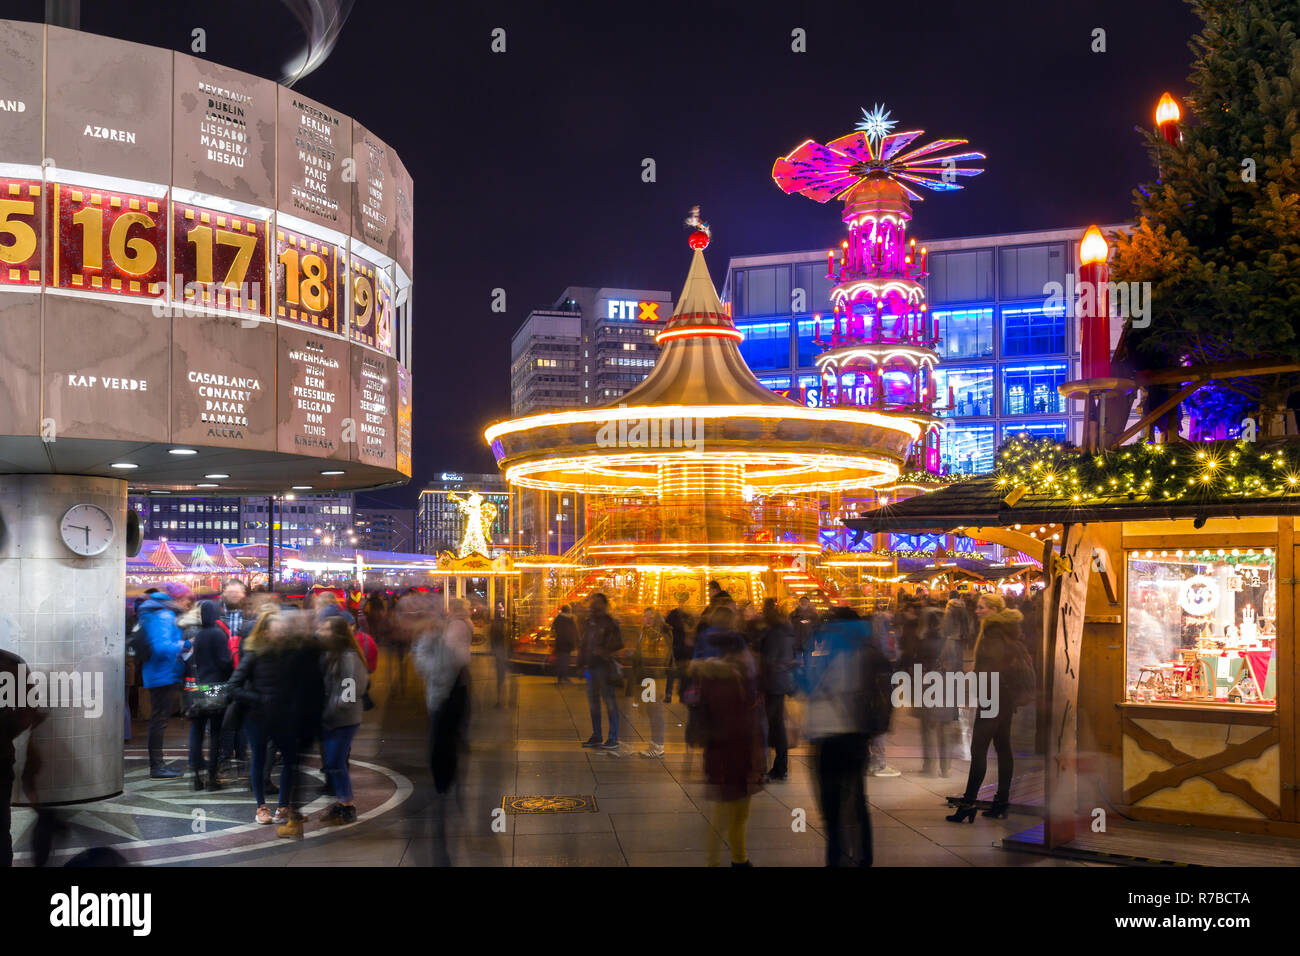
left=846, top=436, right=1300, bottom=849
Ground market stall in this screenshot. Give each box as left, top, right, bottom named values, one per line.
left=845, top=436, right=1300, bottom=844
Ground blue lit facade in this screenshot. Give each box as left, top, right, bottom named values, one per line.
left=722, top=226, right=1131, bottom=476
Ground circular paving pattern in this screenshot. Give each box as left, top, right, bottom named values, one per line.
left=11, top=748, right=413, bottom=866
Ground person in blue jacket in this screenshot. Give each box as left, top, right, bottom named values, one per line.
left=137, top=582, right=195, bottom=778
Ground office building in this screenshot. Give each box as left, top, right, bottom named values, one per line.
left=353, top=508, right=416, bottom=553
left=129, top=495, right=243, bottom=545
left=240, top=493, right=356, bottom=549
left=510, top=286, right=674, bottom=415
left=508, top=286, right=673, bottom=553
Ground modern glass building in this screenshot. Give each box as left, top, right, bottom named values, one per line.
left=721, top=225, right=1132, bottom=475
left=129, top=496, right=243, bottom=545
left=240, top=494, right=356, bottom=549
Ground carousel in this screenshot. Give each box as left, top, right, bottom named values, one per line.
left=485, top=215, right=918, bottom=637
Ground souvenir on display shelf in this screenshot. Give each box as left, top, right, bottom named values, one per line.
left=1125, top=549, right=1277, bottom=708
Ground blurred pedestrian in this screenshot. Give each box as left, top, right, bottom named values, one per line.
left=664, top=597, right=693, bottom=703
left=690, top=613, right=761, bottom=867
left=550, top=604, right=578, bottom=684
left=865, top=601, right=901, bottom=778
left=578, top=592, right=623, bottom=751
left=490, top=600, right=509, bottom=707
left=917, top=606, right=961, bottom=777
left=227, top=606, right=279, bottom=824
left=415, top=598, right=472, bottom=794
left=948, top=592, right=1023, bottom=822
left=803, top=606, right=888, bottom=866
left=635, top=607, right=671, bottom=756
left=318, top=615, right=369, bottom=825
left=187, top=600, right=233, bottom=791
left=759, top=599, right=796, bottom=781
left=791, top=595, right=819, bottom=670
left=1, top=649, right=45, bottom=867
left=137, top=582, right=195, bottom=778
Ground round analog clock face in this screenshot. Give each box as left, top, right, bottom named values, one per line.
left=60, top=504, right=115, bottom=557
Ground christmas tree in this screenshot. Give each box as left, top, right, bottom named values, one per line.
left=1110, top=0, right=1300, bottom=436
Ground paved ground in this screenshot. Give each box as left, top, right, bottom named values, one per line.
left=16, top=649, right=1108, bottom=867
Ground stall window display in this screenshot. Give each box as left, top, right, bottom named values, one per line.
left=1125, top=549, right=1277, bottom=708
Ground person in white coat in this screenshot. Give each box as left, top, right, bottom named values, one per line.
left=414, top=597, right=473, bottom=794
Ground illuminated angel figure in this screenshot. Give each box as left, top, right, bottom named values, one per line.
left=451, top=491, right=498, bottom=558
left=684, top=205, right=711, bottom=237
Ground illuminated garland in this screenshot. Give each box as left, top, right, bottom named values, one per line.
left=994, top=437, right=1300, bottom=504
left=844, top=548, right=986, bottom=560
left=890, top=471, right=969, bottom=487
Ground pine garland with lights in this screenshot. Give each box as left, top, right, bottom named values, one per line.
left=994, top=436, right=1300, bottom=504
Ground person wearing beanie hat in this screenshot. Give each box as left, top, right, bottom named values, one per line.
left=947, top=590, right=1025, bottom=822
left=137, top=584, right=196, bottom=777
left=162, top=582, right=195, bottom=603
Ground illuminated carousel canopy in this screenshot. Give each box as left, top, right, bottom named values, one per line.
left=485, top=227, right=919, bottom=495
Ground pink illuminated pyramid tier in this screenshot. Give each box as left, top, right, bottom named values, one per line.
left=773, top=105, right=984, bottom=474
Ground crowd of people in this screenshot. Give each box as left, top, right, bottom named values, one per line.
left=6, top=576, right=1043, bottom=866
left=119, top=581, right=483, bottom=845
left=553, top=581, right=1045, bottom=866
left=128, top=581, right=378, bottom=836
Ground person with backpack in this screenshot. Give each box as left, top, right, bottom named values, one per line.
left=802, top=605, right=890, bottom=866
left=136, top=583, right=195, bottom=778
left=947, top=591, right=1028, bottom=822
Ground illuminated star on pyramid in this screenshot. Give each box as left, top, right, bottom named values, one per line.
left=854, top=104, right=897, bottom=146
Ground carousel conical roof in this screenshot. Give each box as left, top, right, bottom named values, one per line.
left=484, top=227, right=920, bottom=495
left=614, top=242, right=799, bottom=409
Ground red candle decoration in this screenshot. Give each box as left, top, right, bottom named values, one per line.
left=1156, top=92, right=1182, bottom=146
left=1079, top=225, right=1111, bottom=379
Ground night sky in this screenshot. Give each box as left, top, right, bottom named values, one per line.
left=0, top=0, right=1203, bottom=509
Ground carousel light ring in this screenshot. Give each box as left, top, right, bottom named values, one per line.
left=1179, top=574, right=1220, bottom=617
left=773, top=106, right=984, bottom=475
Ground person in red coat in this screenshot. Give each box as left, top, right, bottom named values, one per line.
left=689, top=609, right=762, bottom=867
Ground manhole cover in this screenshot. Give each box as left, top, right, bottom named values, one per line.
left=502, top=795, right=598, bottom=814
